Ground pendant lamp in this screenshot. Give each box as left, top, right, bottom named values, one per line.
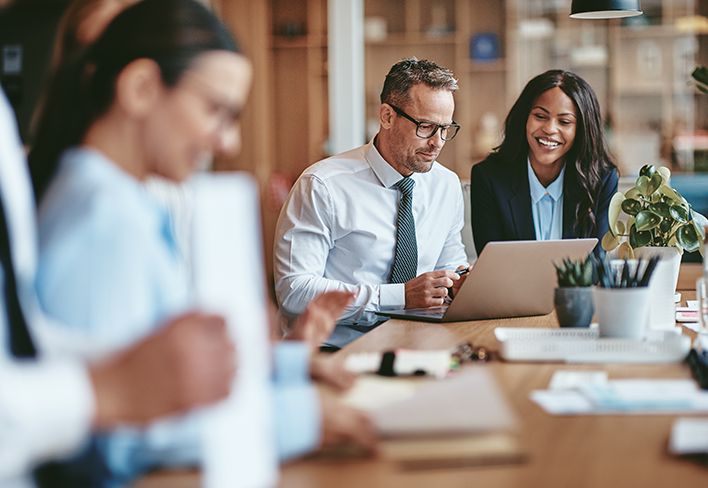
left=570, top=0, right=643, bottom=19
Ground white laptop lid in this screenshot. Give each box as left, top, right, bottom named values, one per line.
left=444, top=239, right=597, bottom=321
left=191, top=173, right=277, bottom=488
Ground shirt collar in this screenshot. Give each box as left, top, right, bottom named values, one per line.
left=527, top=157, right=565, bottom=204
left=365, top=136, right=418, bottom=189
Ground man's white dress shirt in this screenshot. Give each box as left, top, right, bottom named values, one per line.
left=0, top=90, right=94, bottom=488
left=274, top=139, right=467, bottom=347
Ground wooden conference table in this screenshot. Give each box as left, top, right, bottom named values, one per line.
left=137, top=264, right=706, bottom=488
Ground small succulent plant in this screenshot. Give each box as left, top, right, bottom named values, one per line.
left=554, top=256, right=595, bottom=288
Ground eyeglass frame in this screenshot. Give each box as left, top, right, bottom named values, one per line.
left=387, top=103, right=461, bottom=141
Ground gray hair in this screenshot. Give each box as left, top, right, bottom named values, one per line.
left=380, top=57, right=458, bottom=107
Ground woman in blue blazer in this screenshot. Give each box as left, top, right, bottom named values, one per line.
left=470, top=69, right=618, bottom=256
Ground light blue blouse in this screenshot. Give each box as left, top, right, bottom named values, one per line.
left=527, top=158, right=565, bottom=241
left=36, top=148, right=319, bottom=485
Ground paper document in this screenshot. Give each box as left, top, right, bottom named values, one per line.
left=670, top=418, right=708, bottom=454
left=343, top=369, right=523, bottom=468
left=191, top=174, right=277, bottom=488
left=362, top=368, right=516, bottom=436
left=532, top=375, right=708, bottom=415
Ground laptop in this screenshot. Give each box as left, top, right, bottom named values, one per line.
left=377, top=239, right=597, bottom=323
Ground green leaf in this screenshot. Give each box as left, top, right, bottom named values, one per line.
left=648, top=173, right=662, bottom=195
left=659, top=185, right=683, bottom=203
left=639, top=165, right=656, bottom=178
left=693, top=66, right=708, bottom=83
left=625, top=187, right=641, bottom=200
left=581, top=258, right=594, bottom=286
left=677, top=224, right=700, bottom=252
left=608, top=192, right=625, bottom=230
left=636, top=175, right=652, bottom=196
left=635, top=210, right=662, bottom=231
left=629, top=224, right=652, bottom=248
left=617, top=241, right=634, bottom=259
left=670, top=205, right=688, bottom=223
left=659, top=218, right=673, bottom=233
left=648, top=202, right=671, bottom=218
left=621, top=198, right=642, bottom=216
left=615, top=220, right=626, bottom=235
left=601, top=230, right=620, bottom=251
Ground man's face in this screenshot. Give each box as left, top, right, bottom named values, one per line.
left=383, top=84, right=455, bottom=175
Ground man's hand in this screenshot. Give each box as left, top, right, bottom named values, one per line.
left=449, top=264, right=471, bottom=299
left=90, top=312, right=235, bottom=428
left=288, top=291, right=355, bottom=349
left=310, top=354, right=355, bottom=392
left=404, top=270, right=460, bottom=308
left=319, top=389, right=377, bottom=453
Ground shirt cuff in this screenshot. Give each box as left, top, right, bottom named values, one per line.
left=272, top=342, right=310, bottom=386
left=273, top=384, right=321, bottom=461
left=0, top=359, right=94, bottom=477
left=379, top=283, right=405, bottom=309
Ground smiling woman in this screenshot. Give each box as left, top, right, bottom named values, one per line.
left=469, top=69, right=618, bottom=256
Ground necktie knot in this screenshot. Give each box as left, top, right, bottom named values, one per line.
left=395, top=177, right=415, bottom=196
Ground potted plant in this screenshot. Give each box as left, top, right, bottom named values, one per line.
left=602, top=164, right=705, bottom=258
left=601, top=164, right=707, bottom=328
left=554, top=256, right=595, bottom=327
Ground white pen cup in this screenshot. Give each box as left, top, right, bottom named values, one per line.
left=593, top=286, right=651, bottom=339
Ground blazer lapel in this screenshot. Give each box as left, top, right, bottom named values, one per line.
left=507, top=159, right=535, bottom=241
left=562, top=164, right=579, bottom=238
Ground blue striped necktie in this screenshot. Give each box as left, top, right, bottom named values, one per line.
left=390, top=177, right=417, bottom=283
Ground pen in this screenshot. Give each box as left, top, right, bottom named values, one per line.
left=447, top=267, right=470, bottom=299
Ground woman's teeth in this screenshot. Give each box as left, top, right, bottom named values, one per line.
left=537, top=137, right=560, bottom=148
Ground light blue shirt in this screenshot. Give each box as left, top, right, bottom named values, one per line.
left=527, top=158, right=565, bottom=241
left=36, top=148, right=319, bottom=485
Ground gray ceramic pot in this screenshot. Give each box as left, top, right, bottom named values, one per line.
left=554, top=287, right=593, bottom=327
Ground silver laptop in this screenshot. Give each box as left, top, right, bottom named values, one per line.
left=378, top=239, right=597, bottom=323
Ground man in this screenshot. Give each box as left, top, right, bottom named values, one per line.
left=275, top=58, right=469, bottom=348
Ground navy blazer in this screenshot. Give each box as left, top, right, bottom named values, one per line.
left=470, top=156, right=618, bottom=256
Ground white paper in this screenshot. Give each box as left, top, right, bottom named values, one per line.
left=549, top=370, right=608, bottom=390
left=372, top=369, right=518, bottom=437
left=532, top=379, right=708, bottom=415
left=670, top=418, right=708, bottom=454
left=191, top=174, right=277, bottom=488
left=344, top=350, right=451, bottom=379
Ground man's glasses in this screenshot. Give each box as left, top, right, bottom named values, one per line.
left=388, top=103, right=460, bottom=141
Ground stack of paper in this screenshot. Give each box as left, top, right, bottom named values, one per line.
left=532, top=370, right=708, bottom=415
left=343, top=369, right=525, bottom=468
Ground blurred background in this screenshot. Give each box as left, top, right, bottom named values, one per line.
left=1, top=0, right=706, bottom=267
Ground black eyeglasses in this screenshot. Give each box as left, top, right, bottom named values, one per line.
left=388, top=104, right=460, bottom=141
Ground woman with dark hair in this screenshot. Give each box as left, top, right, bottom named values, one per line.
left=29, top=0, right=374, bottom=484
left=470, top=69, right=618, bottom=256
left=29, top=0, right=251, bottom=483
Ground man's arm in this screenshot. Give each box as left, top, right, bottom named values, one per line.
left=274, top=175, right=402, bottom=321
left=0, top=312, right=234, bottom=481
